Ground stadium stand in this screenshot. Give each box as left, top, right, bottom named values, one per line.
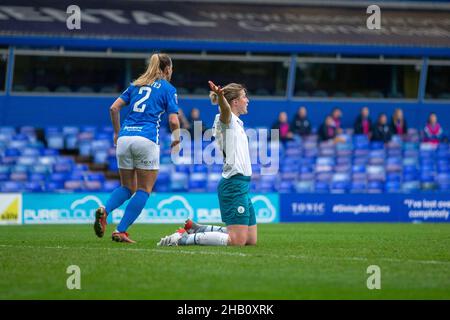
left=0, top=124, right=448, bottom=194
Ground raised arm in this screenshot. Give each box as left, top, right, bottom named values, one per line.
left=168, top=113, right=181, bottom=151
left=110, top=97, right=127, bottom=146
left=208, top=80, right=231, bottom=125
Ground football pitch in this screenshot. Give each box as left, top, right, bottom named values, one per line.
left=0, top=223, right=449, bottom=300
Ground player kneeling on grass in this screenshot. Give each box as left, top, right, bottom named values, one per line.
left=158, top=81, right=256, bottom=247
left=93, top=53, right=180, bottom=243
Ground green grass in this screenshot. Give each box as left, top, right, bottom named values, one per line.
left=0, top=223, right=449, bottom=299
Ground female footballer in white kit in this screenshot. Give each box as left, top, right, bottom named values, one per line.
left=94, top=53, right=180, bottom=243
left=158, top=81, right=257, bottom=246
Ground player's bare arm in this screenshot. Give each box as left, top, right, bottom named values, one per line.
left=169, top=112, right=181, bottom=151
left=110, top=97, right=127, bottom=146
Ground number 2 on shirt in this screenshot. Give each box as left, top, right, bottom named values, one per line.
left=133, top=87, right=152, bottom=113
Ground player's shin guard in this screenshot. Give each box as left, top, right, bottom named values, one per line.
left=117, top=189, right=149, bottom=232
left=105, top=186, right=132, bottom=214
left=180, top=232, right=229, bottom=246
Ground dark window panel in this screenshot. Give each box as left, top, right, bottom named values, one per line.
left=294, top=63, right=420, bottom=99
left=0, top=52, right=6, bottom=91
left=169, top=60, right=288, bottom=96
left=426, top=66, right=450, bottom=100
left=12, top=56, right=128, bottom=93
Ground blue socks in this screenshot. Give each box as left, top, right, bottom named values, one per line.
left=105, top=186, right=132, bottom=214
left=117, top=189, right=149, bottom=233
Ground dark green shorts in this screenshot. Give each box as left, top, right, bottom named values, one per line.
left=217, top=174, right=256, bottom=226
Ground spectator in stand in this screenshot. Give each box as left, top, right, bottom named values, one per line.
left=178, top=108, right=191, bottom=131
left=188, top=108, right=206, bottom=137
left=272, top=111, right=293, bottom=142
left=291, top=106, right=312, bottom=137
left=318, top=116, right=337, bottom=142
left=372, top=113, right=392, bottom=143
left=166, top=107, right=190, bottom=132
left=390, top=108, right=408, bottom=136
left=423, top=112, right=444, bottom=144
left=354, top=106, right=372, bottom=138
left=331, top=107, right=343, bottom=134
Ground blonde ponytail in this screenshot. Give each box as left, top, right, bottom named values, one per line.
left=209, top=91, right=219, bottom=105
left=133, top=53, right=172, bottom=86
left=209, top=83, right=246, bottom=105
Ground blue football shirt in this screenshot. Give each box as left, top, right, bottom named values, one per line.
left=118, top=79, right=178, bottom=144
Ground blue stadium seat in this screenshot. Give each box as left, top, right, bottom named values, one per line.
left=315, top=181, right=329, bottom=193
left=330, top=181, right=349, bottom=193
left=103, top=180, right=121, bottom=192
left=350, top=181, right=366, bottom=193
left=0, top=127, right=16, bottom=135
left=49, top=172, right=68, bottom=183
left=47, top=133, right=64, bottom=150
left=385, top=181, right=401, bottom=193
left=65, top=134, right=79, bottom=150
left=0, top=181, right=23, bottom=192
left=64, top=180, right=83, bottom=192
left=207, top=173, right=221, bottom=192
left=280, top=172, right=298, bottom=181
left=170, top=172, right=188, bottom=192
left=24, top=181, right=44, bottom=192
left=277, top=180, right=293, bottom=193
left=335, top=164, right=351, bottom=173
left=403, top=173, right=419, bottom=182
left=387, top=172, right=402, bottom=183
left=294, top=181, right=314, bottom=193
left=367, top=181, right=384, bottom=193
left=10, top=172, right=28, bottom=182
left=437, top=161, right=449, bottom=173
left=402, top=181, right=420, bottom=192
left=30, top=173, right=46, bottom=182
left=11, top=165, right=28, bottom=173
left=190, top=165, right=208, bottom=174
left=83, top=181, right=103, bottom=192
left=353, top=156, right=369, bottom=166
left=153, top=172, right=171, bottom=192
left=53, top=162, right=72, bottom=173
left=188, top=172, right=207, bottom=192
left=87, top=172, right=105, bottom=182
left=352, top=165, right=366, bottom=173
left=403, top=142, right=419, bottom=151
left=44, top=181, right=64, bottom=192
left=30, top=164, right=51, bottom=174
left=367, top=165, right=385, bottom=181
left=43, top=148, right=59, bottom=156
left=74, top=164, right=89, bottom=171
left=38, top=156, right=57, bottom=166
left=21, top=148, right=41, bottom=157
left=386, top=157, right=402, bottom=172
left=69, top=171, right=85, bottom=181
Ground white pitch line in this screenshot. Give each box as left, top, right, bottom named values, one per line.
left=0, top=244, right=449, bottom=266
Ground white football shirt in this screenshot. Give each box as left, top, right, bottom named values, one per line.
left=213, top=112, right=252, bottom=179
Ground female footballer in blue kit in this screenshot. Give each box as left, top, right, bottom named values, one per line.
left=94, top=53, right=180, bottom=243
left=158, top=81, right=257, bottom=247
